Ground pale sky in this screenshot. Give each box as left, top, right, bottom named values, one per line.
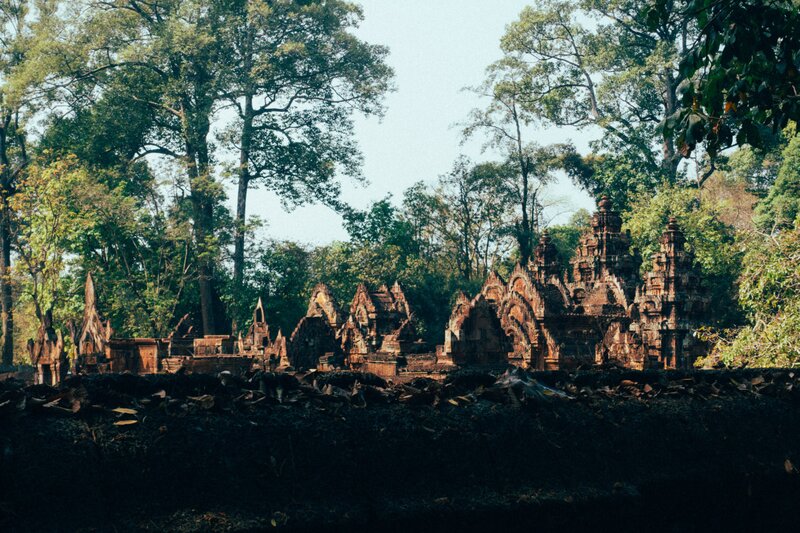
left=240, top=0, right=596, bottom=245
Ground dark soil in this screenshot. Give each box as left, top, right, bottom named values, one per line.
left=2, top=368, right=800, bottom=532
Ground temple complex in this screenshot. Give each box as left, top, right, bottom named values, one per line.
left=438, top=293, right=510, bottom=367
left=30, top=197, right=710, bottom=385
left=440, top=197, right=708, bottom=370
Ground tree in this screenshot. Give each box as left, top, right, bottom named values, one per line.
left=342, top=196, right=410, bottom=248
left=76, top=0, right=237, bottom=334
left=220, top=0, right=392, bottom=289
left=716, top=227, right=800, bottom=367
left=399, top=181, right=440, bottom=260
left=716, top=125, right=790, bottom=196
left=464, top=67, right=567, bottom=262
left=624, top=183, right=743, bottom=325
left=561, top=150, right=660, bottom=212
left=494, top=0, right=698, bottom=183
left=37, top=65, right=199, bottom=339
left=431, top=158, right=516, bottom=280
left=10, top=156, right=97, bottom=329
left=0, top=0, right=68, bottom=366
left=545, top=208, right=591, bottom=268
left=754, top=133, right=800, bottom=232
left=246, top=240, right=311, bottom=336
left=660, top=0, right=800, bottom=158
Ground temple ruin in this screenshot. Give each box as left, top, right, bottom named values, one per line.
left=31, top=197, right=710, bottom=385
left=440, top=196, right=709, bottom=370
left=28, top=310, right=66, bottom=386
left=339, top=282, right=426, bottom=371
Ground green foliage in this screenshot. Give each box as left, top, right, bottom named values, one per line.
left=496, top=0, right=695, bottom=182
left=562, top=151, right=661, bottom=212
left=624, top=183, right=743, bottom=325
left=224, top=0, right=393, bottom=163
left=14, top=154, right=195, bottom=339
left=546, top=209, right=591, bottom=269
left=717, top=229, right=800, bottom=367
left=236, top=240, right=312, bottom=337
left=343, top=197, right=411, bottom=248
left=717, top=125, right=790, bottom=195
left=431, top=158, right=517, bottom=280
left=11, top=156, right=100, bottom=317
left=754, top=133, right=800, bottom=232
left=661, top=0, right=800, bottom=157
left=464, top=51, right=573, bottom=262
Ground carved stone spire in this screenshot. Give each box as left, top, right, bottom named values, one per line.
left=636, top=217, right=708, bottom=369
left=531, top=230, right=561, bottom=282
left=570, top=195, right=640, bottom=286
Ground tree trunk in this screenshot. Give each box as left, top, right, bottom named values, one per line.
left=519, top=167, right=532, bottom=264
left=233, top=94, right=253, bottom=288
left=0, top=121, right=12, bottom=367
left=662, top=70, right=681, bottom=182
left=184, top=108, right=217, bottom=335
left=0, top=199, right=12, bottom=367
left=512, top=100, right=532, bottom=264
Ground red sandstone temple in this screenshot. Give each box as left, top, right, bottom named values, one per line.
left=439, top=197, right=708, bottom=372
left=32, top=197, right=708, bottom=385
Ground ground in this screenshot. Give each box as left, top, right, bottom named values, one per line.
left=2, top=368, right=800, bottom=532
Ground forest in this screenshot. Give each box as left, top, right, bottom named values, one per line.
left=0, top=0, right=798, bottom=370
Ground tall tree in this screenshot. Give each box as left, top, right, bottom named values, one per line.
left=0, top=0, right=62, bottom=366
left=463, top=70, right=565, bottom=263
left=495, top=0, right=696, bottom=182
left=79, top=0, right=233, bottom=334
left=10, top=157, right=98, bottom=328
left=755, top=133, right=800, bottom=232
left=432, top=158, right=516, bottom=280
left=220, top=0, right=392, bottom=289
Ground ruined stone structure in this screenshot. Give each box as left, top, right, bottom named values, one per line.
left=241, top=298, right=271, bottom=353
left=282, top=282, right=427, bottom=375
left=340, top=283, right=419, bottom=360
left=288, top=317, right=339, bottom=370
left=71, top=274, right=252, bottom=379
left=439, top=293, right=510, bottom=367
left=633, top=216, right=709, bottom=368
left=286, top=284, right=343, bottom=370
left=236, top=297, right=287, bottom=372
left=440, top=197, right=709, bottom=370
left=306, top=283, right=344, bottom=330
left=76, top=273, right=114, bottom=374
left=28, top=310, right=66, bottom=385
left=32, top=196, right=709, bottom=385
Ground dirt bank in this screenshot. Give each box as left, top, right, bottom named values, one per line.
left=2, top=368, right=799, bottom=532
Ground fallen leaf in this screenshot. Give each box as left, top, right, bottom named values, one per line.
left=112, top=407, right=138, bottom=415
left=785, top=459, right=796, bottom=474
left=188, top=395, right=215, bottom=409
left=114, top=419, right=138, bottom=426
